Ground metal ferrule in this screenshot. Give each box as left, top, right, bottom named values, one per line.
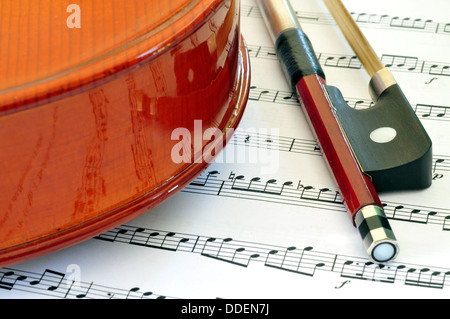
left=354, top=204, right=399, bottom=263
left=368, top=67, right=397, bottom=101
left=256, top=0, right=301, bottom=43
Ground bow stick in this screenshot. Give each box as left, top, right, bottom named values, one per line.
left=257, top=0, right=432, bottom=263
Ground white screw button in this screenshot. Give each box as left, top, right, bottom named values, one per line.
left=370, top=127, right=397, bottom=144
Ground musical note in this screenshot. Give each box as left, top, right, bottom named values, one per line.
left=130, top=229, right=183, bottom=252
left=442, top=215, right=450, bottom=231
left=433, top=159, right=445, bottom=173
left=97, top=225, right=199, bottom=254
left=249, top=87, right=270, bottom=101
left=340, top=260, right=372, bottom=280
left=429, top=64, right=450, bottom=76
left=375, top=264, right=401, bottom=284
left=351, top=99, right=374, bottom=109
left=381, top=54, right=419, bottom=71
left=264, top=246, right=325, bottom=277
left=4, top=224, right=450, bottom=298
left=389, top=16, right=434, bottom=31
left=415, top=104, right=450, bottom=120
left=201, top=237, right=259, bottom=267
left=231, top=175, right=277, bottom=195
left=405, top=268, right=450, bottom=289
left=190, top=170, right=219, bottom=187
left=162, top=232, right=177, bottom=248
left=95, top=228, right=128, bottom=242
left=3, top=0, right=450, bottom=300
left=126, top=287, right=141, bottom=299
left=444, top=23, right=450, bottom=33
left=298, top=184, right=314, bottom=197
left=0, top=266, right=174, bottom=299
left=250, top=86, right=450, bottom=124
left=75, top=282, right=93, bottom=299
left=187, top=168, right=450, bottom=230
left=281, top=92, right=297, bottom=102
left=247, top=88, right=450, bottom=126
left=339, top=261, right=396, bottom=283
left=248, top=43, right=450, bottom=78
left=264, top=246, right=296, bottom=271
left=125, top=287, right=154, bottom=299
left=353, top=12, right=389, bottom=24
left=324, top=55, right=361, bottom=69
left=386, top=203, right=440, bottom=225
left=299, top=184, right=343, bottom=204
left=418, top=104, right=450, bottom=119
left=29, top=269, right=65, bottom=292
left=89, top=222, right=450, bottom=291
left=249, top=176, right=260, bottom=188
left=128, top=227, right=147, bottom=246
left=0, top=271, right=27, bottom=290
left=244, top=4, right=450, bottom=36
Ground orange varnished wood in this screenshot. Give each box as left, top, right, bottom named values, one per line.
left=0, top=0, right=250, bottom=266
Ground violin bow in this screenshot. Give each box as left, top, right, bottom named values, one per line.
left=323, top=0, right=397, bottom=99
left=257, top=0, right=432, bottom=263
left=321, top=0, right=432, bottom=191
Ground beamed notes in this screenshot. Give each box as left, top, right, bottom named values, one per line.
left=2, top=0, right=450, bottom=300
left=93, top=225, right=450, bottom=290
left=242, top=4, right=450, bottom=36
left=248, top=44, right=450, bottom=78
left=183, top=170, right=450, bottom=231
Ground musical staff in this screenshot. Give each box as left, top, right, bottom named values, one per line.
left=415, top=104, right=450, bottom=120
left=0, top=271, right=27, bottom=290
left=324, top=54, right=361, bottom=69
left=264, top=246, right=326, bottom=277
left=249, top=85, right=450, bottom=122
left=352, top=12, right=450, bottom=36
left=29, top=269, right=65, bottom=292
left=242, top=4, right=450, bottom=36
left=229, top=128, right=450, bottom=178
left=0, top=266, right=172, bottom=299
left=93, top=224, right=450, bottom=290
left=2, top=0, right=450, bottom=300
left=247, top=44, right=450, bottom=78
left=182, top=170, right=450, bottom=232
left=14, top=224, right=429, bottom=296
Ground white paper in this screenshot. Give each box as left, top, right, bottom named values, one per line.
left=2, top=0, right=450, bottom=299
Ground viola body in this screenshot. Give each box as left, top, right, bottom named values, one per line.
left=0, top=0, right=250, bottom=266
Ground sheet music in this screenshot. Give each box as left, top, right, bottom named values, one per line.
left=2, top=0, right=450, bottom=299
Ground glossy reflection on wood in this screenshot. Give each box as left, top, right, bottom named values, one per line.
left=0, top=0, right=250, bottom=266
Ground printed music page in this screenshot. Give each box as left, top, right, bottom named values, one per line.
left=2, top=0, right=450, bottom=299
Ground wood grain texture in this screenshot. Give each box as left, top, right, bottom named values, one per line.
left=0, top=0, right=250, bottom=266
left=323, top=0, right=384, bottom=77
left=295, top=74, right=382, bottom=221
